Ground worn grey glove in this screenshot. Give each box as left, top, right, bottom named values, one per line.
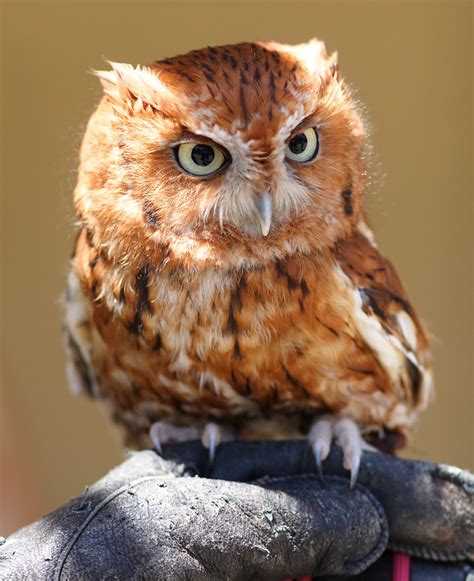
left=0, top=441, right=472, bottom=580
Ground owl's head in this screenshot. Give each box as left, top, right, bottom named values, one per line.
left=76, top=40, right=366, bottom=267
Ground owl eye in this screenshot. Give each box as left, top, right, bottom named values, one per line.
left=285, top=127, right=319, bottom=163
left=175, top=143, right=229, bottom=176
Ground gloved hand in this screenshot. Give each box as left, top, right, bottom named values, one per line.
left=0, top=440, right=472, bottom=580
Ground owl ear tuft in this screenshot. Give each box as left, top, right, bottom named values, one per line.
left=288, top=39, right=330, bottom=75
left=328, top=51, right=339, bottom=80
left=93, top=62, right=173, bottom=112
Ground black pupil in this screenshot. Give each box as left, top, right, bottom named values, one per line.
left=289, top=133, right=308, bottom=154
left=191, top=144, right=215, bottom=166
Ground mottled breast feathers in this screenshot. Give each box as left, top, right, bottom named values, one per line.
left=65, top=225, right=432, bottom=449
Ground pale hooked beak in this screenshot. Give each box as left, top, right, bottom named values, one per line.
left=254, top=191, right=272, bottom=237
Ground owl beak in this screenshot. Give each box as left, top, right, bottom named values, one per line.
left=254, top=191, right=272, bottom=237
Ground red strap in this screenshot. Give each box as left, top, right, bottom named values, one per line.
left=393, top=552, right=411, bottom=581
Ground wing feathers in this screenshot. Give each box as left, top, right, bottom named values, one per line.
left=335, top=230, right=432, bottom=409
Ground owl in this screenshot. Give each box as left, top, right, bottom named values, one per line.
left=64, top=39, right=433, bottom=486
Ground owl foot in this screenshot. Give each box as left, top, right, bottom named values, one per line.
left=201, top=422, right=235, bottom=463
left=308, top=416, right=370, bottom=488
left=149, top=421, right=200, bottom=454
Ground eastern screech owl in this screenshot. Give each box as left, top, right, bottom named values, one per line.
left=64, top=40, right=432, bottom=484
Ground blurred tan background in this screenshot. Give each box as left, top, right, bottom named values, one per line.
left=1, top=0, right=472, bottom=535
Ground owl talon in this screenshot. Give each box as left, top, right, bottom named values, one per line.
left=308, top=416, right=364, bottom=488
left=201, top=422, right=235, bottom=462
left=149, top=422, right=164, bottom=454
left=334, top=417, right=363, bottom=488
left=308, top=416, right=333, bottom=481
left=314, top=445, right=324, bottom=481
left=201, top=422, right=221, bottom=462
left=343, top=445, right=362, bottom=489
left=350, top=458, right=360, bottom=489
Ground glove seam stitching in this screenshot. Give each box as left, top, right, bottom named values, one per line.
left=388, top=541, right=473, bottom=562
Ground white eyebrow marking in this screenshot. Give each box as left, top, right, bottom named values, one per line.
left=275, top=104, right=306, bottom=152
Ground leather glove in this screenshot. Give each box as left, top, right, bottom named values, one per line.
left=0, top=440, right=472, bottom=580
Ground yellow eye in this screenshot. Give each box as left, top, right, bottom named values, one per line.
left=285, top=127, right=319, bottom=163
left=175, top=143, right=228, bottom=176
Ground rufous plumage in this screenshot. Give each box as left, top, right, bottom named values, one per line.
left=64, top=40, right=433, bottom=482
